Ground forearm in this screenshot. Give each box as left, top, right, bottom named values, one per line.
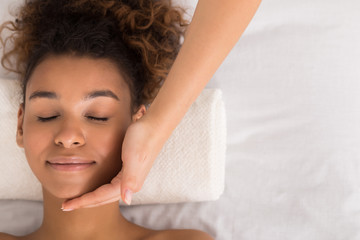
left=143, top=0, right=262, bottom=138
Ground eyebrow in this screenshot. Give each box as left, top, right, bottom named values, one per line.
left=29, top=90, right=120, bottom=102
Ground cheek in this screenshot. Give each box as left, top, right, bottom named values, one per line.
left=22, top=131, right=55, bottom=196
left=90, top=115, right=131, bottom=156
left=22, top=121, right=52, bottom=175
left=86, top=125, right=128, bottom=184
left=89, top=125, right=127, bottom=165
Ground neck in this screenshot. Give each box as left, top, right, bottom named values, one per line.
left=32, top=189, right=144, bottom=240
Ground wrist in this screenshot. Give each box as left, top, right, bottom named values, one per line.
left=141, top=105, right=176, bottom=142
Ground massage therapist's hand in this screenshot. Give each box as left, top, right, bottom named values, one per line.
left=61, top=117, right=167, bottom=210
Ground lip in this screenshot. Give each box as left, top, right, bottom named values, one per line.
left=46, top=156, right=96, bottom=172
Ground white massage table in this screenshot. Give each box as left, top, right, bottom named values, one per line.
left=1, top=0, right=360, bottom=239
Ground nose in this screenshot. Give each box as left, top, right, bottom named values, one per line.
left=54, top=120, right=85, bottom=148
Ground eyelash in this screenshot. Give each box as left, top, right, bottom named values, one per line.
left=37, top=116, right=109, bottom=122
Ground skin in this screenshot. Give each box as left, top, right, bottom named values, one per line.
left=62, top=0, right=263, bottom=211
left=0, top=55, right=212, bottom=240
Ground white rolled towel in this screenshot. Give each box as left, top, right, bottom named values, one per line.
left=0, top=78, right=226, bottom=205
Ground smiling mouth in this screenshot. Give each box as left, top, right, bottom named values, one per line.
left=46, top=161, right=96, bottom=171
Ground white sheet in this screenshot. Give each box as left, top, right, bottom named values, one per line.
left=1, top=0, right=360, bottom=239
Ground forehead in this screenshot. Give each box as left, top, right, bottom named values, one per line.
left=26, top=55, right=130, bottom=101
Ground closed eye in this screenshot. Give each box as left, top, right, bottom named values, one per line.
left=86, top=116, right=108, bottom=121
left=37, top=116, right=58, bottom=122
left=37, top=116, right=109, bottom=122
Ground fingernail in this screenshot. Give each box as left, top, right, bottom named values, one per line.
left=124, top=189, right=132, bottom=205
left=62, top=208, right=74, bottom=212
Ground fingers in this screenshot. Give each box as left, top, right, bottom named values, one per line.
left=82, top=195, right=121, bottom=209
left=61, top=178, right=121, bottom=211
left=120, top=154, right=150, bottom=206
left=119, top=120, right=164, bottom=206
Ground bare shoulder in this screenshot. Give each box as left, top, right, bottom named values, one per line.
left=145, top=229, right=214, bottom=240
left=0, top=232, right=17, bottom=240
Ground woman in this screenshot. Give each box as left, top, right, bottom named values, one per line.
left=0, top=0, right=213, bottom=239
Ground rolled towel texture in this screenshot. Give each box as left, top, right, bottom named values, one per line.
left=0, top=78, right=226, bottom=205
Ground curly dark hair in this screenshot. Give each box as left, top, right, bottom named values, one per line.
left=0, top=0, right=189, bottom=113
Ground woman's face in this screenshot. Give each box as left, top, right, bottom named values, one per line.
left=16, top=55, right=145, bottom=199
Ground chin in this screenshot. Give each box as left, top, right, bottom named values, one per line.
left=39, top=168, right=119, bottom=200
left=44, top=183, right=95, bottom=200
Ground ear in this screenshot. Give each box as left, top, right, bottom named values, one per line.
left=16, top=103, right=25, bottom=148
left=131, top=104, right=146, bottom=122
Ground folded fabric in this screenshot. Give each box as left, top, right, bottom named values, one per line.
left=0, top=78, right=226, bottom=205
